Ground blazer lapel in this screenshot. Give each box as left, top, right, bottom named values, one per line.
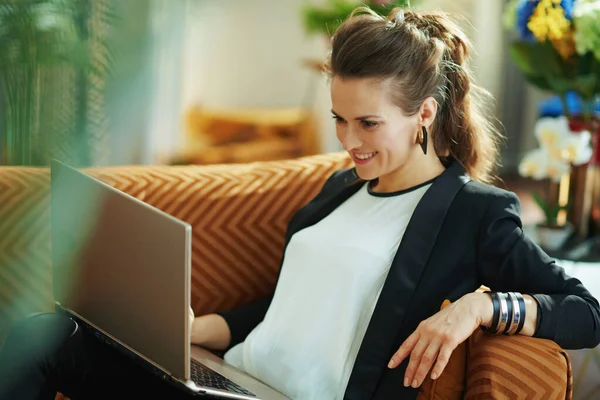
left=343, top=160, right=471, bottom=400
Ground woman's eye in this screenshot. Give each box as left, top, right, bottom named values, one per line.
left=361, top=120, right=378, bottom=128
left=332, top=115, right=345, bottom=124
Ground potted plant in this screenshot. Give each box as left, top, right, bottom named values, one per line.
left=503, top=0, right=600, bottom=237
left=519, top=116, right=593, bottom=250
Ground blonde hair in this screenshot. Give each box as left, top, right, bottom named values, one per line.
left=326, top=7, right=504, bottom=183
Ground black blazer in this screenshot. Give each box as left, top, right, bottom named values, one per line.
left=218, top=159, right=600, bottom=400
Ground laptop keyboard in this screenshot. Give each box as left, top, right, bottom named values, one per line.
left=191, top=358, right=256, bottom=397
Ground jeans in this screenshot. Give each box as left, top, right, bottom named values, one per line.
left=0, top=312, right=201, bottom=400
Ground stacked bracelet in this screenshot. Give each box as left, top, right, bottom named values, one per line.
left=481, top=291, right=526, bottom=335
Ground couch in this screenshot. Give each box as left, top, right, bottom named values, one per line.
left=0, top=152, right=572, bottom=399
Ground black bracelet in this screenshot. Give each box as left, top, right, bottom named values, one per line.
left=515, top=293, right=526, bottom=334
left=481, top=291, right=500, bottom=333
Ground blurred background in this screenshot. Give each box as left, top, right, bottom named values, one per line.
left=2, top=0, right=598, bottom=246
left=0, top=0, right=553, bottom=169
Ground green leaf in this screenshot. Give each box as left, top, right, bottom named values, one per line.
left=532, top=191, right=560, bottom=225
left=574, top=74, right=597, bottom=99
left=523, top=73, right=553, bottom=92
left=509, top=41, right=564, bottom=77
left=548, top=76, right=576, bottom=95
left=531, top=191, right=548, bottom=213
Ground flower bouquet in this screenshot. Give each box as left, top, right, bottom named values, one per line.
left=503, top=0, right=600, bottom=108
left=519, top=116, right=594, bottom=249
left=504, top=0, right=600, bottom=238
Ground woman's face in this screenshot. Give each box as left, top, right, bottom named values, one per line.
left=330, top=77, right=422, bottom=182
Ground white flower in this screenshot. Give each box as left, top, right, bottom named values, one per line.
left=558, top=129, right=594, bottom=166
left=534, top=116, right=571, bottom=151
left=545, top=158, right=571, bottom=183
left=519, top=148, right=550, bottom=180
left=519, top=148, right=571, bottom=182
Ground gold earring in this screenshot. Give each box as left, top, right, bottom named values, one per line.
left=418, top=126, right=428, bottom=155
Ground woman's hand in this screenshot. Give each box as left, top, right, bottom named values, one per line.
left=388, top=293, right=493, bottom=388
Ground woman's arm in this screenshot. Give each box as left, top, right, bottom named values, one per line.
left=476, top=190, right=600, bottom=349
left=212, top=296, right=272, bottom=350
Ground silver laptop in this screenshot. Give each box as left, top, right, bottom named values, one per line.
left=49, top=159, right=290, bottom=400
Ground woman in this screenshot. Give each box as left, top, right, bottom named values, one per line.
left=2, top=6, right=599, bottom=400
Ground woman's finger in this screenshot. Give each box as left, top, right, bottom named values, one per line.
left=388, top=331, right=419, bottom=369
left=411, top=340, right=441, bottom=387
left=430, top=343, right=455, bottom=380
left=403, top=336, right=429, bottom=387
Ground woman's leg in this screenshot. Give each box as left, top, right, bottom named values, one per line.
left=0, top=312, right=198, bottom=400
left=0, top=312, right=88, bottom=400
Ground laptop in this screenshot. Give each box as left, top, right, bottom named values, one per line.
left=49, top=159, right=290, bottom=400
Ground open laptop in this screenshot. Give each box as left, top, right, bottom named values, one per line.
left=49, top=159, right=290, bottom=400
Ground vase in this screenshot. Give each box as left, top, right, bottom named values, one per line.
left=535, top=223, right=574, bottom=251
left=566, top=117, right=600, bottom=238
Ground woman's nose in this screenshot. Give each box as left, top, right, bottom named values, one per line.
left=340, top=128, right=362, bottom=151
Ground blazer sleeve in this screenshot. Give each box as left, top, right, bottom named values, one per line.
left=214, top=169, right=347, bottom=350
left=476, top=190, right=600, bottom=349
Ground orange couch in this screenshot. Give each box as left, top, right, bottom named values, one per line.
left=0, top=152, right=572, bottom=399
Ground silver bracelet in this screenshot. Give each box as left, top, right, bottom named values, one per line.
left=496, top=292, right=509, bottom=334
left=506, top=292, right=521, bottom=335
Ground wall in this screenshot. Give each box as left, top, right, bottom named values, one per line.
left=180, top=0, right=340, bottom=153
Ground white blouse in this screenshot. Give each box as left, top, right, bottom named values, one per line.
left=224, top=180, right=432, bottom=400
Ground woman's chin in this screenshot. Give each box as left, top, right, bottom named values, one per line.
left=354, top=165, right=378, bottom=181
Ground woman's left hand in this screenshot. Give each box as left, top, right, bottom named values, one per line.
left=387, top=292, right=492, bottom=388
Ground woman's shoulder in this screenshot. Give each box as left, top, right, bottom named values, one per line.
left=459, top=180, right=522, bottom=211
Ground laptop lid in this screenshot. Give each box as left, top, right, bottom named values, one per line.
left=50, top=159, right=192, bottom=381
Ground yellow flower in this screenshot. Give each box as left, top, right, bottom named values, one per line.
left=528, top=0, right=571, bottom=42
left=551, top=28, right=576, bottom=59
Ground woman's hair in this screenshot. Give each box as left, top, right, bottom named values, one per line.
left=326, top=7, right=504, bottom=183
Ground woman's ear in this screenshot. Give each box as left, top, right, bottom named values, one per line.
left=419, top=97, right=438, bottom=128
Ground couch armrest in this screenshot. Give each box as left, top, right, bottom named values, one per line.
left=465, top=330, right=572, bottom=399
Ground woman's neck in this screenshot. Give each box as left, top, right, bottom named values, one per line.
left=371, top=156, right=446, bottom=193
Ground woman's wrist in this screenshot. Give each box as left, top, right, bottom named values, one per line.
left=466, top=292, right=494, bottom=329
